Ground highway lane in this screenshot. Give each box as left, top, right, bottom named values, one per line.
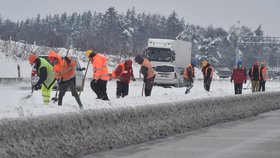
left=82, top=110, right=280, bottom=158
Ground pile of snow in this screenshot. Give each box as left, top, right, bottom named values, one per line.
left=1, top=91, right=280, bottom=158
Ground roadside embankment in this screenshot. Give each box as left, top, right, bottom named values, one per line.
left=0, top=92, right=279, bottom=158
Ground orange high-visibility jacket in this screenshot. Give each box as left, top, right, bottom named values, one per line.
left=91, top=53, right=110, bottom=81
left=48, top=51, right=76, bottom=81
left=202, top=65, right=214, bottom=79
left=260, top=66, right=267, bottom=81
left=141, top=58, right=155, bottom=79
left=183, top=64, right=194, bottom=80
left=112, top=63, right=127, bottom=78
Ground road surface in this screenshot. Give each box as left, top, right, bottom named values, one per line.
left=82, top=110, right=280, bottom=158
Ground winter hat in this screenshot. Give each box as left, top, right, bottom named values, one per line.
left=191, top=59, right=197, bottom=66
left=28, top=54, right=37, bottom=64
left=125, top=59, right=133, bottom=68
left=134, top=55, right=144, bottom=64
left=85, top=50, right=96, bottom=58
left=202, top=60, right=208, bottom=67
left=237, top=59, right=242, bottom=66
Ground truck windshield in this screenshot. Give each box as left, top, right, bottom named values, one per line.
left=145, top=48, right=173, bottom=62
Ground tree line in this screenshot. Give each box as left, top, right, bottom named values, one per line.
left=0, top=7, right=279, bottom=69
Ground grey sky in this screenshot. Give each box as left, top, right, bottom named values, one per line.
left=0, top=0, right=279, bottom=36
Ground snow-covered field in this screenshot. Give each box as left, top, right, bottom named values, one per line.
left=1, top=51, right=280, bottom=120
left=1, top=78, right=280, bottom=120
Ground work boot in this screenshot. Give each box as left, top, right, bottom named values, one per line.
left=58, top=98, right=63, bottom=106
left=74, top=96, right=83, bottom=110
left=116, top=95, right=121, bottom=98
left=101, top=96, right=110, bottom=101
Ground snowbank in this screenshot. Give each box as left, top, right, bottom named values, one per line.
left=0, top=92, right=280, bottom=158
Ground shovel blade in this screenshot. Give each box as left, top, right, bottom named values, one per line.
left=22, top=94, right=33, bottom=100
left=51, top=97, right=58, bottom=102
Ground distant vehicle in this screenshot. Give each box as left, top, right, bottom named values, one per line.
left=143, top=38, right=192, bottom=69
left=216, top=67, right=232, bottom=79
left=31, top=55, right=85, bottom=91
left=154, top=64, right=185, bottom=87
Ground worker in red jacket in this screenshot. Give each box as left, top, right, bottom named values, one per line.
left=112, top=59, right=136, bottom=98
left=231, top=60, right=247, bottom=94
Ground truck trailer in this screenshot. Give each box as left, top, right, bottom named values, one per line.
left=143, top=38, right=192, bottom=69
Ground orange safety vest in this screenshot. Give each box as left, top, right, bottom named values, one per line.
left=112, top=63, right=128, bottom=78
left=91, top=53, right=110, bottom=81
left=183, top=64, right=194, bottom=80
left=261, top=66, right=267, bottom=80
left=141, top=58, right=155, bottom=79
left=204, top=66, right=213, bottom=78
left=112, top=63, right=133, bottom=83
left=49, top=51, right=76, bottom=81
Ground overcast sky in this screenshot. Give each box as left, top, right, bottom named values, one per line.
left=0, top=0, right=279, bottom=36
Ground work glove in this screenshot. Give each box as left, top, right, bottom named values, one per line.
left=32, top=84, right=40, bottom=90
left=244, top=80, right=247, bottom=84
left=131, top=77, right=136, bottom=81
left=63, top=57, right=71, bottom=65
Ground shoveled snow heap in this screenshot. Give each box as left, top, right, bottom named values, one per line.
left=0, top=91, right=280, bottom=158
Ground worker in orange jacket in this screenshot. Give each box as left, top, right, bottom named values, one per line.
left=86, top=50, right=110, bottom=101
left=48, top=50, right=83, bottom=109
left=259, top=61, right=267, bottom=91
left=112, top=59, right=135, bottom=98
left=134, top=55, right=156, bottom=97
left=183, top=59, right=197, bottom=94
left=201, top=60, right=213, bottom=92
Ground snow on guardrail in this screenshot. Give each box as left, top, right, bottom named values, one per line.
left=0, top=92, right=280, bottom=158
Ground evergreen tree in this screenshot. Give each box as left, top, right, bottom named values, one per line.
left=166, top=11, right=184, bottom=39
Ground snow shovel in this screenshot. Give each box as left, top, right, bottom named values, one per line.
left=141, top=82, right=145, bottom=96
left=243, top=80, right=251, bottom=90
left=22, top=87, right=34, bottom=100
left=51, top=48, right=70, bottom=103
left=79, top=58, right=90, bottom=96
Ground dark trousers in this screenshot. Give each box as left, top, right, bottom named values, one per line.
left=90, top=79, right=109, bottom=100
left=58, top=77, right=82, bottom=106
left=204, top=78, right=212, bottom=92
left=185, top=80, right=193, bottom=94
left=116, top=81, right=129, bottom=98
left=234, top=83, right=243, bottom=94
left=144, top=77, right=155, bottom=97
left=259, top=80, right=266, bottom=92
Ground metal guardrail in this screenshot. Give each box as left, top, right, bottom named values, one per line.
left=0, top=78, right=23, bottom=83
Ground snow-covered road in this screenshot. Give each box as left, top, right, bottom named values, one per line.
left=1, top=79, right=280, bottom=120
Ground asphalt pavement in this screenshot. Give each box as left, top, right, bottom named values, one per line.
left=82, top=110, right=280, bottom=158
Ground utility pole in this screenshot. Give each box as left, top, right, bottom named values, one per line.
left=235, top=21, right=241, bottom=65
left=235, top=35, right=241, bottom=65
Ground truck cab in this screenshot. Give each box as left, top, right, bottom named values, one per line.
left=143, top=38, right=191, bottom=69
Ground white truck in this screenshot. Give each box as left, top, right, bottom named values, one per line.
left=143, top=38, right=192, bottom=87
left=143, top=38, right=192, bottom=68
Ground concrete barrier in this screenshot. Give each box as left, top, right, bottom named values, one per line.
left=0, top=92, right=280, bottom=158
